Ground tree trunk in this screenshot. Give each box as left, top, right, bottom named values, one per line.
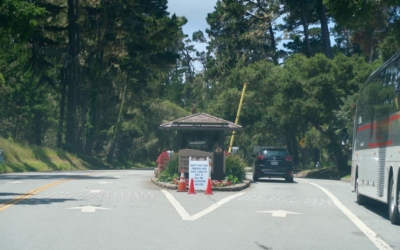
left=301, top=14, right=311, bottom=58
left=85, top=88, right=97, bottom=156
left=57, top=69, right=67, bottom=148
left=332, top=145, right=349, bottom=172
left=290, top=132, right=299, bottom=166
left=107, top=82, right=128, bottom=163
left=285, top=128, right=292, bottom=155
left=269, top=24, right=279, bottom=65
left=313, top=147, right=320, bottom=164
left=345, top=28, right=352, bottom=55
left=318, top=0, right=332, bottom=59
left=31, top=42, right=42, bottom=146
left=65, top=0, right=78, bottom=153
left=34, top=111, right=42, bottom=146
left=85, top=26, right=104, bottom=156
left=12, top=114, right=20, bottom=141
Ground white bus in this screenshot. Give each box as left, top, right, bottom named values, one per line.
left=350, top=52, right=400, bottom=225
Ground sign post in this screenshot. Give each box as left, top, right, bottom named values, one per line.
left=189, top=157, right=210, bottom=191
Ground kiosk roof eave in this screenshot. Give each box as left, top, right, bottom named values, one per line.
left=158, top=126, right=244, bottom=131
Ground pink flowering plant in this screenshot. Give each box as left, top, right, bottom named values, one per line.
left=156, top=151, right=169, bottom=171
left=156, top=152, right=179, bottom=183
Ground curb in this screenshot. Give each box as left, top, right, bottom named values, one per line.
left=294, top=175, right=352, bottom=183
left=151, top=178, right=251, bottom=191
left=340, top=178, right=351, bottom=183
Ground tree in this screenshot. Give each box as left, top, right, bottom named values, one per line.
left=281, top=0, right=319, bottom=58
left=268, top=53, right=375, bottom=170
left=0, top=0, right=45, bottom=38
left=325, top=0, right=400, bottom=61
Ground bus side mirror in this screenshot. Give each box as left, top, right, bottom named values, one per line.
left=340, top=128, right=349, bottom=146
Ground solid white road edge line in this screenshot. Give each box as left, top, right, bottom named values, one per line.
left=308, top=181, right=392, bottom=250
left=161, top=190, right=245, bottom=221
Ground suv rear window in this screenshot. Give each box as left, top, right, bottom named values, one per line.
left=259, top=148, right=288, bottom=157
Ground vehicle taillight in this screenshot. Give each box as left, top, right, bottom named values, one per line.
left=257, top=155, right=265, bottom=160
left=285, top=155, right=292, bottom=161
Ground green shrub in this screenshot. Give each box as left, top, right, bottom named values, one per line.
left=158, top=153, right=179, bottom=183
left=225, top=155, right=247, bottom=182
left=164, top=153, right=179, bottom=177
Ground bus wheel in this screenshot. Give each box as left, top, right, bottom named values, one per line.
left=388, top=177, right=400, bottom=225
left=356, top=177, right=367, bottom=205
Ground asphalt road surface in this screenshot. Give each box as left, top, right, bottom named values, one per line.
left=0, top=170, right=399, bottom=250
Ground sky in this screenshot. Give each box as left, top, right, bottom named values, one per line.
left=167, top=0, right=218, bottom=53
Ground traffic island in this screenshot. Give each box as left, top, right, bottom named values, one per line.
left=151, top=178, right=251, bottom=191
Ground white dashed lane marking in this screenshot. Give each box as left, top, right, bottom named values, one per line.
left=35, top=191, right=154, bottom=199
left=234, top=195, right=332, bottom=205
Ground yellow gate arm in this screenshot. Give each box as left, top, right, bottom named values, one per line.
left=228, top=83, right=247, bottom=153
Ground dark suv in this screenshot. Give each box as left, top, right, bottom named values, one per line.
left=252, top=147, right=294, bottom=182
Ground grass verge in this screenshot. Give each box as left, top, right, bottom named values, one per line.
left=0, top=137, right=155, bottom=174
left=296, top=167, right=351, bottom=180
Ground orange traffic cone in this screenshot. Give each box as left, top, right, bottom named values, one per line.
left=177, top=169, right=187, bottom=192
left=188, top=178, right=196, bottom=194
left=205, top=179, right=213, bottom=195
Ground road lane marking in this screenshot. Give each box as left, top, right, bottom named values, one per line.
left=0, top=179, right=72, bottom=212
left=308, top=181, right=392, bottom=250
left=67, top=205, right=110, bottom=213
left=84, top=190, right=105, bottom=193
left=7, top=181, right=23, bottom=184
left=256, top=210, right=301, bottom=217
left=161, top=190, right=191, bottom=220
left=0, top=174, right=96, bottom=212
left=161, top=190, right=244, bottom=221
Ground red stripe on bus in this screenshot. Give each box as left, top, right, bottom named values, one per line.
left=357, top=124, right=370, bottom=132
left=357, top=113, right=400, bottom=132
left=368, top=140, right=393, bottom=148
left=389, top=113, right=400, bottom=121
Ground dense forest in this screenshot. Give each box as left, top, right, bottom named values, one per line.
left=1, top=0, right=399, bottom=171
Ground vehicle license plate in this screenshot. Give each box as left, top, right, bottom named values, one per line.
left=271, top=161, right=278, bottom=165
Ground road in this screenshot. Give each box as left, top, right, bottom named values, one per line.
left=0, top=170, right=399, bottom=250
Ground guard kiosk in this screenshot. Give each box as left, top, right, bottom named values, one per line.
left=159, top=112, right=243, bottom=180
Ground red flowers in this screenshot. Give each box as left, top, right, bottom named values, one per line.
left=156, top=151, right=169, bottom=171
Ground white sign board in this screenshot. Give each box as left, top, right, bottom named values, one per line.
left=188, top=157, right=210, bottom=191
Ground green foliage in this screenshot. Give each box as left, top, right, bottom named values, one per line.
left=164, top=153, right=179, bottom=178
left=325, top=0, right=400, bottom=61
left=226, top=174, right=239, bottom=185
left=225, top=155, right=247, bottom=183
left=157, top=153, right=179, bottom=183
left=158, top=171, right=179, bottom=183
left=0, top=0, right=45, bottom=37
